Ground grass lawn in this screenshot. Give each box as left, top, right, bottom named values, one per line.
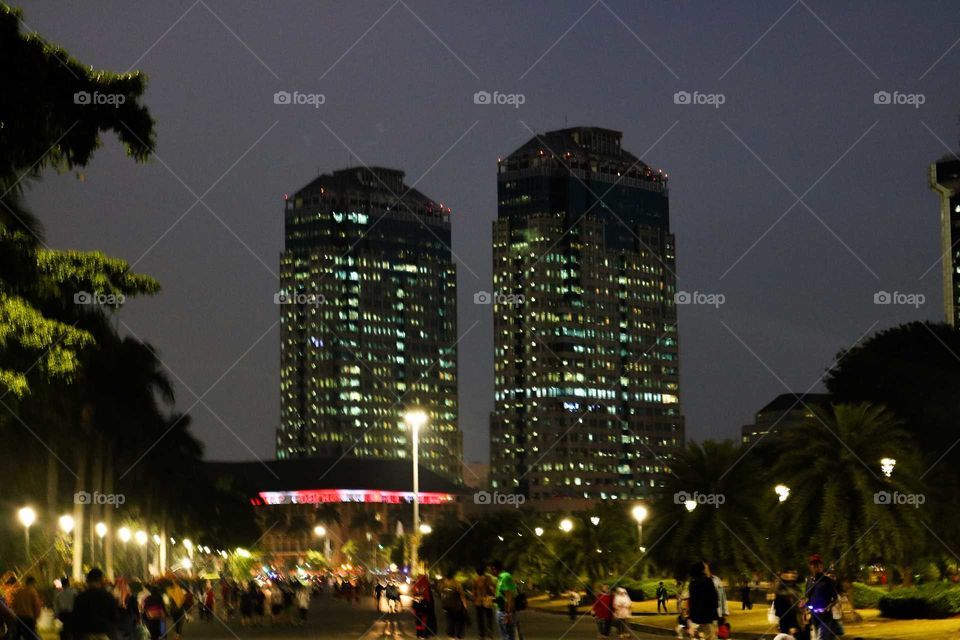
left=529, top=595, right=960, bottom=639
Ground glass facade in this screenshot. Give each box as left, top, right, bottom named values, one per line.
left=489, top=127, right=684, bottom=501
left=277, top=167, right=462, bottom=481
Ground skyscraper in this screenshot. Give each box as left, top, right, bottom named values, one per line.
left=277, top=166, right=462, bottom=481
left=929, top=155, right=960, bottom=327
left=489, top=127, right=684, bottom=502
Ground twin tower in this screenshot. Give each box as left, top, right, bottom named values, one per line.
left=276, top=126, right=685, bottom=505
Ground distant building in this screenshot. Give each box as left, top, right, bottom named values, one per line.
left=276, top=167, right=462, bottom=481
left=929, top=156, right=960, bottom=327
left=740, top=393, right=832, bottom=445
left=489, top=127, right=684, bottom=502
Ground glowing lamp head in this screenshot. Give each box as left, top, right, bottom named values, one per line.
left=631, top=505, right=648, bottom=523
left=534, top=527, right=544, bottom=537
left=17, top=506, right=37, bottom=528
left=182, top=538, right=193, bottom=552
left=58, top=514, right=75, bottom=534
left=559, top=518, right=574, bottom=533
left=880, top=458, right=896, bottom=478
left=404, top=409, right=428, bottom=431
left=774, top=484, right=790, bottom=502
left=419, top=523, right=432, bottom=535
left=313, top=525, right=327, bottom=537
left=118, top=527, right=132, bottom=543
left=135, top=530, right=148, bottom=545
left=95, top=522, right=108, bottom=538
left=684, top=500, right=698, bottom=512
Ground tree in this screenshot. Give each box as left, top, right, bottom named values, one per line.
left=773, top=403, right=925, bottom=582
left=648, top=439, right=769, bottom=580
left=0, top=2, right=156, bottom=398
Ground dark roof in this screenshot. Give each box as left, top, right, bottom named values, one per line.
left=757, top=393, right=832, bottom=414
left=205, top=457, right=465, bottom=496
left=507, top=126, right=644, bottom=166
left=294, top=166, right=437, bottom=207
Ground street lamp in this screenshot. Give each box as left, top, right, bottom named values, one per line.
left=135, top=531, right=148, bottom=577
left=94, top=522, right=107, bottom=565
left=631, top=504, right=648, bottom=549
left=18, top=507, right=36, bottom=562
left=559, top=518, right=574, bottom=533
left=534, top=527, right=544, bottom=537
left=313, top=525, right=327, bottom=537
left=880, top=458, right=896, bottom=478
left=419, top=523, right=432, bottom=535
left=589, top=516, right=601, bottom=526
left=404, top=408, right=428, bottom=575
left=774, top=484, right=790, bottom=502
left=684, top=500, right=697, bottom=512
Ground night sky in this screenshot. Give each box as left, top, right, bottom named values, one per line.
left=18, top=1, right=960, bottom=465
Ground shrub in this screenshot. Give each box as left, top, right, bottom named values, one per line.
left=878, top=583, right=960, bottom=619
left=851, top=582, right=886, bottom=608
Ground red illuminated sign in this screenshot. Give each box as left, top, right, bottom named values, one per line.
left=256, top=489, right=455, bottom=506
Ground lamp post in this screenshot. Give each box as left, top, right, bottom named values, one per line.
left=94, top=522, right=107, bottom=565
left=18, top=507, right=36, bottom=563
left=135, top=531, right=148, bottom=577
left=631, top=504, right=648, bottom=551
left=404, top=409, right=428, bottom=576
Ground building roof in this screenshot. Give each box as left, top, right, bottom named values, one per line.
left=757, top=393, right=832, bottom=415
left=205, top=457, right=466, bottom=496
left=292, top=166, right=449, bottom=217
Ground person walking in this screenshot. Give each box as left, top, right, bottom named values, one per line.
left=412, top=574, right=437, bottom=638
left=687, top=561, right=719, bottom=640
left=740, top=583, right=752, bottom=610
left=655, top=582, right=668, bottom=614
left=142, top=585, right=167, bottom=640
left=491, top=560, right=516, bottom=640
left=473, top=564, right=495, bottom=639
left=564, top=589, right=581, bottom=621
left=803, top=554, right=840, bottom=640
left=295, top=584, right=310, bottom=626
left=11, top=576, right=42, bottom=640
left=54, top=577, right=78, bottom=640
left=439, top=570, right=467, bottom=640
left=590, top=584, right=614, bottom=640
left=113, top=578, right=139, bottom=640
left=611, top=587, right=632, bottom=640
left=773, top=579, right=800, bottom=637
left=72, top=569, right=118, bottom=640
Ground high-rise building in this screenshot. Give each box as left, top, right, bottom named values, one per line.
left=277, top=166, right=462, bottom=481
left=929, top=156, right=960, bottom=327
left=489, top=127, right=684, bottom=502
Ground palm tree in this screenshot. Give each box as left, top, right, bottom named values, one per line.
left=648, top=439, right=769, bottom=580
left=773, top=402, right=925, bottom=582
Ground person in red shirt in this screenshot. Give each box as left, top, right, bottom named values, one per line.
left=591, top=583, right=614, bottom=640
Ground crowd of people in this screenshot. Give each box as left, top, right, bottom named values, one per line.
left=372, top=559, right=523, bottom=640
left=0, top=570, right=327, bottom=640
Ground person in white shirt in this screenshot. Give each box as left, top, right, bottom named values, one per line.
left=611, top=587, right=632, bottom=640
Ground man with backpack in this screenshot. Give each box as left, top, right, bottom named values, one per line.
left=439, top=570, right=467, bottom=639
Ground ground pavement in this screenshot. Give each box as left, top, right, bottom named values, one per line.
left=183, top=594, right=671, bottom=640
